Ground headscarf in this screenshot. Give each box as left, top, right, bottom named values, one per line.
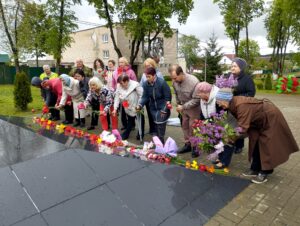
left=216, top=88, right=233, bottom=101
left=60, top=74, right=71, bottom=87
left=232, top=58, right=247, bottom=72
left=31, top=77, right=42, bottom=87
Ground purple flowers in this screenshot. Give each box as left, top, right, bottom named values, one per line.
left=215, top=74, right=238, bottom=88
left=190, top=111, right=240, bottom=154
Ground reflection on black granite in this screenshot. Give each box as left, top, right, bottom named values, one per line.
left=0, top=117, right=98, bottom=168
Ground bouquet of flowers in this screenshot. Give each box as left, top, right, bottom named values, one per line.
left=190, top=111, right=241, bottom=155
left=215, top=74, right=238, bottom=88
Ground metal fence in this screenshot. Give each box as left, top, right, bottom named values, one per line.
left=0, top=65, right=71, bottom=84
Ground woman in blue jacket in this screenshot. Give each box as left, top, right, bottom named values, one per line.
left=137, top=67, right=172, bottom=144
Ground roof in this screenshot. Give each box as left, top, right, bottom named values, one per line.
left=223, top=53, right=236, bottom=60
left=0, top=54, right=9, bottom=63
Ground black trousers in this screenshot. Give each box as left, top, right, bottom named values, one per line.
left=90, top=102, right=100, bottom=126
left=218, top=145, right=234, bottom=167
left=139, top=103, right=156, bottom=138
left=121, top=115, right=136, bottom=140
left=251, top=142, right=274, bottom=174
left=64, top=104, right=74, bottom=123
left=155, top=122, right=167, bottom=144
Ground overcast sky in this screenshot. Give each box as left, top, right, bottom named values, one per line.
left=0, top=0, right=297, bottom=55
left=72, top=0, right=298, bottom=55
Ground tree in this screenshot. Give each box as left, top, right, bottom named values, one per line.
left=214, top=0, right=245, bottom=56
left=238, top=39, right=260, bottom=66
left=0, top=0, right=25, bottom=72
left=46, top=0, right=80, bottom=73
left=18, top=2, right=50, bottom=67
left=179, top=35, right=200, bottom=72
left=203, top=33, right=223, bottom=83
left=240, top=0, right=263, bottom=62
left=13, top=71, right=32, bottom=110
left=88, top=0, right=194, bottom=65
left=265, top=0, right=292, bottom=74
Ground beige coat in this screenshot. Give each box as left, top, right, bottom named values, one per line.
left=172, top=73, right=200, bottom=110
left=229, top=96, right=299, bottom=170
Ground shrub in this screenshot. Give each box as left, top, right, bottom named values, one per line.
left=164, top=75, right=171, bottom=81
left=264, top=74, right=273, bottom=90
left=254, top=79, right=263, bottom=90
left=13, top=71, right=33, bottom=110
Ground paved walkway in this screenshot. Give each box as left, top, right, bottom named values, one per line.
left=203, top=94, right=300, bottom=226
left=85, top=92, right=300, bottom=225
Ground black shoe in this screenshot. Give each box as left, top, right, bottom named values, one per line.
left=136, top=134, right=144, bottom=140
left=191, top=149, right=199, bottom=158
left=234, top=148, right=243, bottom=154
left=251, top=173, right=268, bottom=184
left=242, top=169, right=259, bottom=177
left=178, top=143, right=192, bottom=154
left=73, top=119, right=80, bottom=127
left=62, top=120, right=72, bottom=124
left=87, top=126, right=95, bottom=131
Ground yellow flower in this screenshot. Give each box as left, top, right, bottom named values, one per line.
left=56, top=124, right=65, bottom=134
left=223, top=168, right=229, bottom=173
left=97, top=138, right=102, bottom=144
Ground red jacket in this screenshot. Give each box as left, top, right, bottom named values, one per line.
left=47, top=78, right=71, bottom=105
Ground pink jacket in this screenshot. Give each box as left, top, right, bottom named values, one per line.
left=112, top=66, right=137, bottom=90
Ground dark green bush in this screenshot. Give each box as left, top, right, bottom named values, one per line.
left=13, top=71, right=33, bottom=110
left=264, top=74, right=273, bottom=90
left=254, top=79, right=263, bottom=90
left=164, top=75, right=171, bottom=81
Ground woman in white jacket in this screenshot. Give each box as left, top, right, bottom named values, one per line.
left=56, top=74, right=86, bottom=127
left=112, top=75, right=143, bottom=140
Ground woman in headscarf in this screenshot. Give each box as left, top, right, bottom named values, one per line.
left=230, top=58, right=256, bottom=154
left=215, top=88, right=299, bottom=184
left=56, top=74, right=86, bottom=127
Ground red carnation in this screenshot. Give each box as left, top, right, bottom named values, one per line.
left=122, top=100, right=129, bottom=108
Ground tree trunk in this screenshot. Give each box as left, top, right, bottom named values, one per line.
left=103, top=0, right=122, bottom=58
left=35, top=48, right=39, bottom=67
left=245, top=23, right=249, bottom=62
left=55, top=0, right=65, bottom=74
left=0, top=0, right=20, bottom=72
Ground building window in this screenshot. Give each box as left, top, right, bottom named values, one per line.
left=103, top=50, right=109, bottom=59
left=102, top=34, right=108, bottom=43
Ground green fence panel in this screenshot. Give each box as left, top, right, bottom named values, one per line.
left=0, top=66, right=71, bottom=84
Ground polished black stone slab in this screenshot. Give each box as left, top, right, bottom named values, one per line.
left=42, top=186, right=142, bottom=226
left=75, top=149, right=146, bottom=182
left=0, top=167, right=38, bottom=226
left=0, top=119, right=67, bottom=168
left=0, top=117, right=251, bottom=225
left=11, top=150, right=101, bottom=211
left=11, top=215, right=47, bottom=226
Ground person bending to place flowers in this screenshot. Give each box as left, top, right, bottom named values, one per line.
left=56, top=74, right=86, bottom=127
left=195, top=82, right=235, bottom=169
left=215, top=89, right=299, bottom=184
left=112, top=75, right=143, bottom=140
left=80, top=77, right=118, bottom=131
left=136, top=67, right=171, bottom=144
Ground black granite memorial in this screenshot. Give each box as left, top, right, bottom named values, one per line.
left=0, top=116, right=250, bottom=226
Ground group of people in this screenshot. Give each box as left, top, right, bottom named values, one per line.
left=31, top=56, right=299, bottom=184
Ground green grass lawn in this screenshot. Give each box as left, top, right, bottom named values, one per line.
left=0, top=85, right=44, bottom=117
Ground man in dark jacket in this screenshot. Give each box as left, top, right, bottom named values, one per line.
left=231, top=58, right=256, bottom=153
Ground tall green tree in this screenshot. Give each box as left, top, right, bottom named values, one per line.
left=0, top=0, right=25, bottom=72
left=240, top=0, right=263, bottom=62
left=238, top=39, right=260, bottom=66
left=46, top=0, right=80, bottom=73
left=18, top=2, right=50, bottom=67
left=179, top=35, right=200, bottom=72
left=214, top=0, right=244, bottom=56
left=265, top=0, right=292, bottom=74
left=88, top=0, right=194, bottom=65
left=203, top=33, right=223, bottom=83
